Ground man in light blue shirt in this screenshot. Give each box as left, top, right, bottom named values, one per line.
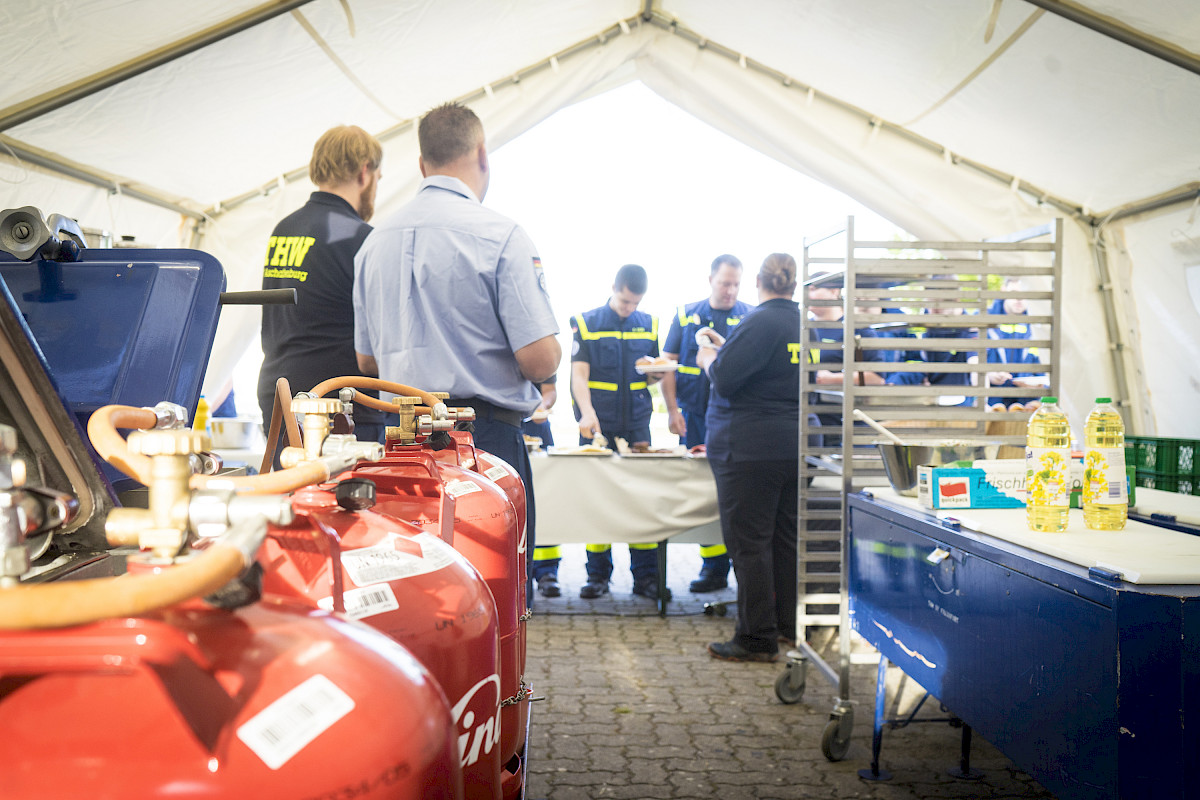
left=354, top=102, right=561, bottom=606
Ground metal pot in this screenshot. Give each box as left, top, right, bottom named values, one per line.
left=876, top=440, right=1004, bottom=496
left=207, top=417, right=261, bottom=450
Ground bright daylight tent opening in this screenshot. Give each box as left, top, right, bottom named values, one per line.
left=1, top=0, right=1198, bottom=435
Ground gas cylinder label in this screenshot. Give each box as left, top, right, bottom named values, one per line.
left=444, top=479, right=482, bottom=498
left=341, top=535, right=455, bottom=586
left=484, top=465, right=509, bottom=482
left=317, top=583, right=400, bottom=620
left=236, top=674, right=355, bottom=770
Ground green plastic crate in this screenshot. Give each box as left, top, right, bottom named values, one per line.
left=1136, top=471, right=1179, bottom=493
left=1127, top=437, right=1200, bottom=476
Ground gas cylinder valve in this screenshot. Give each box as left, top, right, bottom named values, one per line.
left=107, top=428, right=209, bottom=559
left=280, top=396, right=342, bottom=467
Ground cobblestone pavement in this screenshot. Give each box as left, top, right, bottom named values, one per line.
left=525, top=544, right=1055, bottom=800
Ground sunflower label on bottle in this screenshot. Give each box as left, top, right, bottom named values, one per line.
left=1027, top=448, right=1069, bottom=505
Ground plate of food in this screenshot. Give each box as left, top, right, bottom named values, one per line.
left=529, top=407, right=549, bottom=423
left=547, top=445, right=614, bottom=456
left=523, top=435, right=543, bottom=452
left=634, top=356, right=679, bottom=375
left=614, top=439, right=687, bottom=457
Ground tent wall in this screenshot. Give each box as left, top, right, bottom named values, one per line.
left=1109, top=206, right=1200, bottom=437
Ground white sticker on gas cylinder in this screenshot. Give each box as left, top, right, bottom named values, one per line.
left=444, top=479, right=482, bottom=499
left=236, top=674, right=355, bottom=770
left=483, top=465, right=509, bottom=482
left=342, top=537, right=453, bottom=586
left=317, top=583, right=400, bottom=620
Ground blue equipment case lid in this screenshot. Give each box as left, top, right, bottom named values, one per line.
left=0, top=248, right=226, bottom=491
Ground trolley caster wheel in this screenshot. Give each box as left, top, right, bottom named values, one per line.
left=821, top=716, right=852, bottom=762
left=774, top=663, right=806, bottom=704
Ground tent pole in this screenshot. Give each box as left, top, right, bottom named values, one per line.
left=1087, top=224, right=1145, bottom=432
left=0, top=136, right=203, bottom=221
left=0, top=0, right=316, bottom=132
left=1021, top=0, right=1200, bottom=77
left=1098, top=183, right=1200, bottom=227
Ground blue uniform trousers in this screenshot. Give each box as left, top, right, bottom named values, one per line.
left=471, top=416, right=535, bottom=610
left=708, top=456, right=798, bottom=653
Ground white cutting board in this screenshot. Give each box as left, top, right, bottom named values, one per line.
left=1131, top=487, right=1200, bottom=527
left=866, top=487, right=1200, bottom=585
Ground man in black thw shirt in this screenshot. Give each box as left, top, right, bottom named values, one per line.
left=257, top=125, right=390, bottom=445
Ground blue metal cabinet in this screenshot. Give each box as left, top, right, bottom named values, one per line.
left=848, top=492, right=1200, bottom=800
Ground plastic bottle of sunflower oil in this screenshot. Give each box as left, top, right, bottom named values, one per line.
left=1026, top=397, right=1071, bottom=532
left=1083, top=397, right=1127, bottom=530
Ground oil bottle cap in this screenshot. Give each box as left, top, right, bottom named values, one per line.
left=1095, top=397, right=1111, bottom=403
left=1041, top=396, right=1056, bottom=403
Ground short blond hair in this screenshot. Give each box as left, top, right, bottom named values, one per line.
left=309, top=125, right=382, bottom=186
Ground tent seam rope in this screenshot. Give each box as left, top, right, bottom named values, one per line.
left=290, top=9, right=400, bottom=123
left=902, top=9, right=1046, bottom=128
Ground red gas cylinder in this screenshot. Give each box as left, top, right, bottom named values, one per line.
left=0, top=585, right=463, bottom=799
left=259, top=483, right=503, bottom=800
left=353, top=443, right=530, bottom=797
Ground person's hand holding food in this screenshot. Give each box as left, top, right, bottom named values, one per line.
left=636, top=355, right=668, bottom=385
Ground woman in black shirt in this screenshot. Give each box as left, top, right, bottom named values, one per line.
left=698, top=253, right=800, bottom=662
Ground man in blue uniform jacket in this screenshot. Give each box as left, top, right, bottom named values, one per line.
left=570, top=264, right=665, bottom=600
left=661, top=254, right=753, bottom=593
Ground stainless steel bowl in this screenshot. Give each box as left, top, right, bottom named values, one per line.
left=208, top=417, right=262, bottom=450
left=875, top=440, right=1003, bottom=496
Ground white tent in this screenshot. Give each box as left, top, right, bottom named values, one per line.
left=2, top=0, right=1198, bottom=434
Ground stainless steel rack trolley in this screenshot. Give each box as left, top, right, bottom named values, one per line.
left=775, top=217, right=1062, bottom=764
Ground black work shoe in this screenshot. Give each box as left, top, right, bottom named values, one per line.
left=632, top=576, right=671, bottom=601
left=579, top=580, right=609, bottom=599
left=706, top=640, right=780, bottom=663
left=537, top=577, right=561, bottom=598
left=688, top=572, right=729, bottom=593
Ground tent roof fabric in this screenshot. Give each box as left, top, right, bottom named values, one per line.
left=1, top=0, right=1197, bottom=435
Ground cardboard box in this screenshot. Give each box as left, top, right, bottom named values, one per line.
left=917, top=459, right=1136, bottom=510
left=918, top=459, right=1027, bottom=509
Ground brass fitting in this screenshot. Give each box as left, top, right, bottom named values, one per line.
left=281, top=396, right=342, bottom=467
left=110, top=428, right=210, bottom=560
left=387, top=396, right=421, bottom=445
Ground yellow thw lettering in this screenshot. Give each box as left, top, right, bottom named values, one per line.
left=787, top=342, right=803, bottom=364
left=264, top=236, right=277, bottom=266
left=289, top=236, right=316, bottom=267
left=270, top=237, right=291, bottom=266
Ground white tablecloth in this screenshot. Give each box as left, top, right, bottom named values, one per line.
left=530, top=453, right=721, bottom=545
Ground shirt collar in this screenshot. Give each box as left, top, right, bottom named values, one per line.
left=419, top=174, right=480, bottom=203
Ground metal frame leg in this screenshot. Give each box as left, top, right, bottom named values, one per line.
left=657, top=540, right=667, bottom=617
left=858, top=655, right=893, bottom=781
left=947, top=722, right=984, bottom=780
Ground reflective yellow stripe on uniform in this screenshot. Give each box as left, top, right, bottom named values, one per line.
left=677, top=305, right=691, bottom=327
left=588, top=381, right=648, bottom=391
left=575, top=315, right=659, bottom=341
left=585, top=544, right=611, bottom=553
left=699, top=544, right=727, bottom=558
left=999, top=323, right=1028, bottom=334
left=678, top=365, right=702, bottom=375
left=629, top=543, right=658, bottom=551
left=532, top=546, right=561, bottom=561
